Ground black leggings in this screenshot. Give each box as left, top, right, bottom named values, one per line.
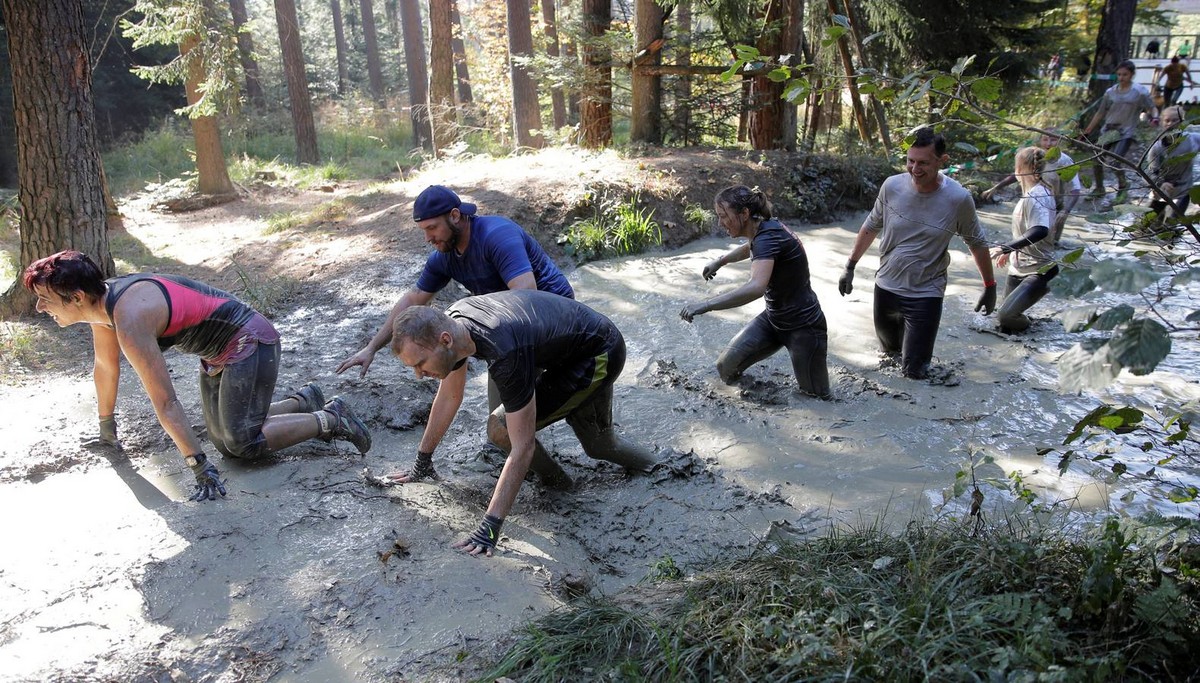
left=998, top=266, right=1059, bottom=333
left=716, top=312, right=831, bottom=398
left=199, top=341, right=279, bottom=460
left=873, top=286, right=943, bottom=379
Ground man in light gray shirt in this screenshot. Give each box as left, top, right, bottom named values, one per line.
left=837, top=127, right=997, bottom=379
left=1146, top=104, right=1199, bottom=224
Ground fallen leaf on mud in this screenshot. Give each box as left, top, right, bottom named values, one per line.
left=361, top=468, right=396, bottom=488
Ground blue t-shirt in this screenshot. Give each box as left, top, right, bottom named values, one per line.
left=414, top=215, right=574, bottom=299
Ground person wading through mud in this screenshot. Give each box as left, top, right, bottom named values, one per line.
left=836, top=127, right=997, bottom=379
left=991, top=147, right=1059, bottom=333
left=680, top=185, right=831, bottom=399
left=981, top=130, right=1081, bottom=248
left=386, top=290, right=657, bottom=556
left=1145, top=104, right=1200, bottom=228
left=1081, top=59, right=1158, bottom=206
left=335, top=184, right=573, bottom=398
left=23, top=251, right=371, bottom=501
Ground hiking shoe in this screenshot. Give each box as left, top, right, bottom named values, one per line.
left=321, top=396, right=372, bottom=454
left=290, top=382, right=325, bottom=413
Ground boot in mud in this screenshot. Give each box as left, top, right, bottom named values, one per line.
left=566, top=386, right=656, bottom=473
left=288, top=382, right=325, bottom=413
left=318, top=396, right=372, bottom=454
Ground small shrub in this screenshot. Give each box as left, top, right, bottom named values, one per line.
left=228, top=258, right=299, bottom=317
left=683, top=202, right=715, bottom=231
left=562, top=192, right=662, bottom=263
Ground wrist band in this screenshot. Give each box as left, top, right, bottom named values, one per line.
left=984, top=280, right=997, bottom=288
left=411, top=450, right=438, bottom=480
left=467, top=514, right=504, bottom=549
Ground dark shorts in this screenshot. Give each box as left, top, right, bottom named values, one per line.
left=531, top=336, right=626, bottom=431
left=199, top=340, right=279, bottom=459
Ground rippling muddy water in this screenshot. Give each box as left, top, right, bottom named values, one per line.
left=1, top=204, right=1195, bottom=681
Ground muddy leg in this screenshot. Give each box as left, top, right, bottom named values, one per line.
left=566, top=385, right=656, bottom=473
left=487, top=409, right=573, bottom=489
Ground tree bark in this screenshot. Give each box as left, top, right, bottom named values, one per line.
left=428, top=0, right=456, bottom=153
left=563, top=21, right=580, bottom=124
left=399, top=0, right=431, bottom=149
left=0, top=0, right=114, bottom=316
left=181, top=31, right=234, bottom=195
left=360, top=0, right=386, bottom=103
left=228, top=0, right=265, bottom=108
left=671, top=0, right=692, bottom=145
left=825, top=0, right=868, bottom=144
left=1089, top=0, right=1136, bottom=101
left=779, top=0, right=802, bottom=151
left=507, top=0, right=544, bottom=148
left=630, top=0, right=663, bottom=144
left=748, top=0, right=786, bottom=149
left=540, top=0, right=566, bottom=128
left=580, top=0, right=612, bottom=147
left=450, top=0, right=472, bottom=104
left=331, top=0, right=351, bottom=95
left=384, top=0, right=399, bottom=38
left=274, top=0, right=320, bottom=163
left=842, top=0, right=889, bottom=155
left=0, top=21, right=17, bottom=188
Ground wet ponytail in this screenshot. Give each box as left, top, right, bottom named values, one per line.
left=714, top=185, right=773, bottom=220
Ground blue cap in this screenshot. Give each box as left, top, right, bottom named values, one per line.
left=413, top=185, right=477, bottom=221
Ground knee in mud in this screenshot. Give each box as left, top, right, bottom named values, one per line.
left=486, top=413, right=512, bottom=451
left=216, top=435, right=269, bottom=460
left=716, top=359, right=740, bottom=385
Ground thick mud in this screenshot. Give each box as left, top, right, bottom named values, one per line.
left=1, top=178, right=1196, bottom=681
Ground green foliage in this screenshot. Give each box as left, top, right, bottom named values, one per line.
left=562, top=193, right=662, bottom=263
left=682, top=203, right=715, bottom=231
left=483, top=518, right=1200, bottom=681
left=121, top=0, right=243, bottom=119
left=647, top=555, right=684, bottom=583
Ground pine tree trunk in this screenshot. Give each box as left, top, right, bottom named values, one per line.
left=332, top=0, right=351, bottom=95
left=399, top=0, right=431, bottom=150
left=580, top=0, right=612, bottom=148
left=450, top=0, right=472, bottom=104
left=428, top=0, right=456, bottom=153
left=0, top=0, right=114, bottom=316
left=384, top=0, right=399, bottom=39
left=507, top=0, right=544, bottom=148
left=0, top=22, right=17, bottom=188
left=360, top=0, right=386, bottom=103
left=274, top=0, right=320, bottom=163
left=748, top=0, right=785, bottom=149
left=672, top=0, right=692, bottom=145
left=630, top=0, right=663, bottom=144
left=779, top=0, right=802, bottom=151
left=1089, top=0, right=1136, bottom=102
left=181, top=32, right=234, bottom=196
left=541, top=0, right=566, bottom=129
left=228, top=0, right=265, bottom=108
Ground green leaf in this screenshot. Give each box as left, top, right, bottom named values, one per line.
left=858, top=82, right=878, bottom=95
left=969, top=77, right=1002, bottom=102
left=1090, top=260, right=1160, bottom=293
left=733, top=44, right=761, bottom=61
left=1061, top=305, right=1099, bottom=332
left=1091, top=304, right=1135, bottom=331
left=823, top=26, right=848, bottom=44
left=1057, top=450, right=1075, bottom=474
left=932, top=74, right=957, bottom=91
left=951, top=55, right=976, bottom=76
left=1109, top=319, right=1172, bottom=375
left=1044, top=145, right=1062, bottom=164
left=953, top=141, right=979, bottom=155
left=1171, top=268, right=1200, bottom=285
left=831, top=14, right=850, bottom=28
left=1167, top=486, right=1198, bottom=503
left=720, top=63, right=742, bottom=82
left=1189, top=186, right=1200, bottom=205
left=1187, top=310, right=1200, bottom=322
left=1055, top=164, right=1079, bottom=183
left=1062, top=247, right=1086, bottom=264
left=1050, top=267, right=1097, bottom=297
left=1111, top=462, right=1127, bottom=476
left=782, top=79, right=810, bottom=103
left=767, top=67, right=791, bottom=83
left=1058, top=341, right=1118, bottom=392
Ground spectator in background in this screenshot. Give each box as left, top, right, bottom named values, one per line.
left=1156, top=56, right=1195, bottom=106
left=1082, top=60, right=1158, bottom=204
left=1146, top=39, right=1161, bottom=59
left=1145, top=105, right=1200, bottom=226
left=1178, top=40, right=1192, bottom=60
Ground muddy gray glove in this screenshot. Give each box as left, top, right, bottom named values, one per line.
left=408, top=450, right=439, bottom=481
left=838, top=261, right=856, bottom=296
left=186, top=453, right=227, bottom=502
left=702, top=258, right=723, bottom=281
left=975, top=283, right=998, bottom=315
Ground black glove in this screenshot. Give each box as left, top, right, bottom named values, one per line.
left=838, top=262, right=856, bottom=296
left=409, top=450, right=439, bottom=481
left=701, top=258, right=723, bottom=281
left=466, top=514, right=504, bottom=551
left=187, top=453, right=227, bottom=502
left=975, top=283, right=997, bottom=315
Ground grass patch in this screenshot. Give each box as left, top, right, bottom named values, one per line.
left=263, top=199, right=352, bottom=235
left=483, top=517, right=1200, bottom=682
left=562, top=192, right=663, bottom=263
left=227, top=258, right=300, bottom=318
